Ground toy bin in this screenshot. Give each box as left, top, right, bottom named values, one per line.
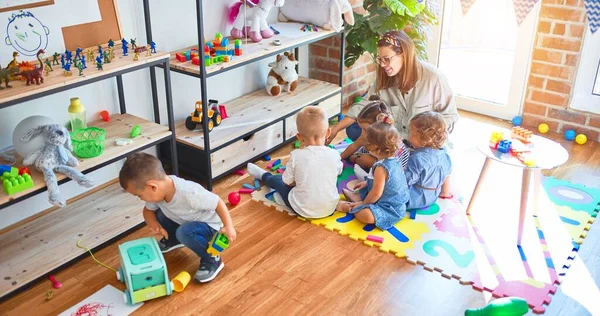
left=116, top=237, right=173, bottom=305
left=71, top=127, right=106, bottom=158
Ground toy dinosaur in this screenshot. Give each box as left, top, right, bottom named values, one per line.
left=0, top=66, right=19, bottom=89
left=19, top=49, right=45, bottom=85
left=6, top=52, right=18, bottom=69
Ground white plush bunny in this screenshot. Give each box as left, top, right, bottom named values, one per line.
left=21, top=124, right=94, bottom=207
left=278, top=0, right=355, bottom=32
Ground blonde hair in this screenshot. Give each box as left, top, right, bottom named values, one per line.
left=357, top=101, right=394, bottom=125
left=409, top=111, right=448, bottom=149
left=119, top=152, right=167, bottom=190
left=365, top=117, right=400, bottom=157
left=296, top=106, right=328, bottom=138
left=375, top=30, right=421, bottom=94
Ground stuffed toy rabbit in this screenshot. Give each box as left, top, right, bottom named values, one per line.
left=21, top=124, right=94, bottom=207
left=278, top=0, right=355, bottom=32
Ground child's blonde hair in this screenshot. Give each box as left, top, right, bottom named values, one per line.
left=409, top=111, right=448, bottom=149
left=119, top=152, right=167, bottom=189
left=357, top=101, right=394, bottom=125
left=296, top=106, right=328, bottom=138
left=365, top=116, right=400, bottom=157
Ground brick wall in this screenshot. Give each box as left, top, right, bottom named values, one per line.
left=524, top=0, right=600, bottom=141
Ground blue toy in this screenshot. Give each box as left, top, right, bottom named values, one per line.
left=97, top=45, right=103, bottom=57
left=60, top=54, right=65, bottom=69
left=564, top=129, right=576, bottom=141
left=75, top=47, right=83, bottom=60
left=338, top=113, right=345, bottom=121
left=65, top=50, right=72, bottom=63
left=512, top=116, right=523, bottom=126
left=121, top=38, right=129, bottom=56
left=497, top=139, right=512, bottom=153
left=64, top=62, right=71, bottom=72
left=81, top=56, right=87, bottom=69
left=207, top=233, right=230, bottom=257
left=108, top=39, right=115, bottom=48
left=0, top=165, right=13, bottom=174
left=150, top=41, right=156, bottom=53
left=96, top=56, right=103, bottom=70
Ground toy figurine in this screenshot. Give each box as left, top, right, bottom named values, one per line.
left=130, top=38, right=137, bottom=50
left=60, top=54, right=65, bottom=69
left=65, top=50, right=72, bottom=64
left=86, top=50, right=95, bottom=65
left=121, top=38, right=129, bottom=56
left=146, top=44, right=151, bottom=56
left=98, top=45, right=103, bottom=58
left=108, top=39, right=115, bottom=48
left=81, top=56, right=87, bottom=69
left=75, top=60, right=83, bottom=76
left=75, top=47, right=83, bottom=60
left=0, top=66, right=19, bottom=89
left=109, top=47, right=115, bottom=60
left=20, top=49, right=45, bottom=85
left=103, top=51, right=111, bottom=64
left=96, top=56, right=103, bottom=70
left=44, top=65, right=50, bottom=76
left=7, top=52, right=19, bottom=69
left=133, top=52, right=139, bottom=61
left=44, top=58, right=52, bottom=71
left=52, top=52, right=60, bottom=65
left=150, top=41, right=157, bottom=53
left=63, top=62, right=72, bottom=76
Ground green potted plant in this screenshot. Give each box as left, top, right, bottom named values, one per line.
left=344, top=0, right=439, bottom=67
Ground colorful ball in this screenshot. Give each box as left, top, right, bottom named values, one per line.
left=512, top=116, right=523, bottom=126
left=538, top=123, right=549, bottom=134
left=575, top=134, right=587, bottom=145
left=564, top=129, right=576, bottom=141
left=228, top=192, right=241, bottom=205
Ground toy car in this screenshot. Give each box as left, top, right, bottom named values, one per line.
left=116, top=237, right=173, bottom=305
left=185, top=99, right=222, bottom=131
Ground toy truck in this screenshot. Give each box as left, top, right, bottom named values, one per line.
left=185, top=99, right=222, bottom=131
left=116, top=237, right=173, bottom=305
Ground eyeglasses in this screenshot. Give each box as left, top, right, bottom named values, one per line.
left=375, top=54, right=400, bottom=65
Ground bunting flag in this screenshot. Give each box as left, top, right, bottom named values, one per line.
left=460, top=0, right=477, bottom=15
left=513, top=0, right=539, bottom=25
left=585, top=0, right=600, bottom=34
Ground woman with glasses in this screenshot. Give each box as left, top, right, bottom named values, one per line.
left=327, top=30, right=459, bottom=145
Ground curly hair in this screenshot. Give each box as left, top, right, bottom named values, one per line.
left=365, top=118, right=400, bottom=157
left=357, top=101, right=393, bottom=125
left=409, top=111, right=448, bottom=149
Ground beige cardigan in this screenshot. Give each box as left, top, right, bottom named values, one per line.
left=347, top=61, right=459, bottom=140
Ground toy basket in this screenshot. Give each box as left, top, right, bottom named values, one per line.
left=71, top=127, right=106, bottom=158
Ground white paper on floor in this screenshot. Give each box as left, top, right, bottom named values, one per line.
left=58, top=285, right=143, bottom=316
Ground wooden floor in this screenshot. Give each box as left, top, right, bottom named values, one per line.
left=1, top=111, right=598, bottom=316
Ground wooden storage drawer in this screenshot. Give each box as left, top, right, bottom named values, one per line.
left=211, top=122, right=284, bottom=177
left=284, top=93, right=342, bottom=140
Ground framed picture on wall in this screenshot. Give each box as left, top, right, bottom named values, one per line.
left=0, top=0, right=55, bottom=13
left=593, top=59, right=600, bottom=96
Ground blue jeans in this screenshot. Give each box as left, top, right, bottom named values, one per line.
left=346, top=122, right=362, bottom=142
left=156, top=209, right=218, bottom=263
left=261, top=173, right=296, bottom=213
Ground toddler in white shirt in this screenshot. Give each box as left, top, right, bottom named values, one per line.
left=247, top=106, right=343, bottom=218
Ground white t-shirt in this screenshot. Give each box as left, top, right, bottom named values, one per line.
left=282, top=146, right=343, bottom=218
left=145, top=176, right=222, bottom=231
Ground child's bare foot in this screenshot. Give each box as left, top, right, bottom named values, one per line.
left=337, top=201, right=352, bottom=213
left=342, top=188, right=362, bottom=202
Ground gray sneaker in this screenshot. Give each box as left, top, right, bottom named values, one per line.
left=194, top=257, right=224, bottom=283
left=158, top=238, right=184, bottom=253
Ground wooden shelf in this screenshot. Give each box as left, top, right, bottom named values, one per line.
left=169, top=22, right=338, bottom=77
left=0, top=182, right=144, bottom=299
left=0, top=113, right=171, bottom=208
left=0, top=50, right=170, bottom=108
left=175, top=77, right=341, bottom=150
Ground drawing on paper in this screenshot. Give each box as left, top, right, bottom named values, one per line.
left=4, top=10, right=49, bottom=56
left=59, top=285, right=143, bottom=316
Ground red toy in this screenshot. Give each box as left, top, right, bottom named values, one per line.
left=192, top=56, right=200, bottom=65
left=219, top=105, right=228, bottom=119
left=48, top=275, right=62, bottom=289
left=233, top=169, right=245, bottom=176
left=239, top=188, right=254, bottom=194
left=20, top=49, right=45, bottom=86
left=18, top=167, right=29, bottom=175
left=228, top=192, right=241, bottom=205
left=176, top=52, right=186, bottom=62
left=99, top=110, right=110, bottom=122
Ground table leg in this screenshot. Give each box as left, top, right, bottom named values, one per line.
left=517, top=168, right=534, bottom=245
left=532, top=169, right=542, bottom=216
left=466, top=157, right=493, bottom=215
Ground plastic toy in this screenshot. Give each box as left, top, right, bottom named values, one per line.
left=273, top=39, right=282, bottom=46
left=206, top=232, right=230, bottom=256
left=146, top=44, right=151, bottom=56
left=52, top=52, right=60, bottom=65
left=131, top=125, right=142, bottom=138
left=242, top=183, right=255, bottom=190
left=239, top=188, right=254, bottom=194
left=65, top=50, right=73, bottom=64
left=18, top=167, right=29, bottom=175
left=116, top=237, right=173, bottom=305
left=130, top=38, right=137, bottom=50
left=71, top=127, right=106, bottom=158
left=254, top=179, right=261, bottom=190
left=564, top=129, right=576, bottom=141
left=266, top=159, right=281, bottom=169
left=6, top=51, right=19, bottom=69
left=185, top=100, right=222, bottom=131
left=75, top=47, right=83, bottom=60
left=228, top=191, right=241, bottom=205
left=20, top=49, right=45, bottom=85
left=512, top=116, right=522, bottom=126
left=234, top=39, right=242, bottom=56
left=44, top=58, right=52, bottom=72
left=63, top=62, right=72, bottom=76
left=270, top=25, right=280, bottom=35
left=150, top=41, right=157, bottom=53
left=171, top=271, right=191, bottom=293
left=68, top=97, right=87, bottom=131
left=366, top=235, right=383, bottom=243
left=0, top=66, right=19, bottom=89
left=97, top=45, right=103, bottom=58
left=115, top=138, right=133, bottom=146
left=3, top=171, right=35, bottom=195
left=81, top=56, right=87, bottom=69
left=511, top=126, right=532, bottom=143
left=229, top=0, right=284, bottom=42
left=86, top=50, right=95, bottom=65
left=218, top=105, right=228, bottom=119
left=100, top=110, right=110, bottom=122
left=104, top=51, right=111, bottom=64
left=48, top=275, right=62, bottom=289
left=96, top=56, right=103, bottom=70
left=108, top=39, right=115, bottom=48
left=121, top=38, right=129, bottom=56
left=263, top=155, right=271, bottom=161
left=575, top=134, right=587, bottom=145
left=538, top=123, right=549, bottom=134
left=271, top=163, right=282, bottom=171
left=0, top=165, right=12, bottom=174
left=266, top=52, right=299, bottom=96
left=497, top=139, right=512, bottom=153
left=465, top=297, right=528, bottom=316
left=109, top=47, right=115, bottom=60
left=133, top=52, right=140, bottom=61
left=75, top=61, right=84, bottom=76
left=233, top=169, right=246, bottom=176
left=295, top=140, right=300, bottom=148
left=265, top=190, right=276, bottom=201
left=45, top=290, right=54, bottom=300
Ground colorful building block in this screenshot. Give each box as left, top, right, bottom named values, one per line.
left=205, top=57, right=211, bottom=67
left=205, top=42, right=213, bottom=49
left=2, top=171, right=34, bottom=195
left=242, top=183, right=255, bottom=190
left=366, top=235, right=384, bottom=243
left=233, top=169, right=246, bottom=176
left=207, top=232, right=229, bottom=256
left=192, top=56, right=200, bottom=65
left=277, top=169, right=285, bottom=174
left=234, top=48, right=242, bottom=56
left=234, top=39, right=242, bottom=48
left=239, top=188, right=254, bottom=194
left=497, top=139, right=512, bottom=153
left=221, top=38, right=229, bottom=47
left=254, top=179, right=261, bottom=190
left=223, top=55, right=230, bottom=62
left=512, top=126, right=533, bottom=143
left=266, top=159, right=281, bottom=169
left=175, top=52, right=186, bottom=62
left=219, top=105, right=227, bottom=119
left=0, top=165, right=13, bottom=174
left=271, top=164, right=282, bottom=171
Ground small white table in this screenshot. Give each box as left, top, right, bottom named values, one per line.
left=466, top=132, right=569, bottom=245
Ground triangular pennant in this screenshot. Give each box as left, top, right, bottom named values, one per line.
left=513, top=0, right=539, bottom=25
left=585, top=0, right=600, bottom=34
left=460, top=0, right=477, bottom=15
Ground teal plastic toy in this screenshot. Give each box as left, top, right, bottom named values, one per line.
left=116, top=237, right=173, bottom=304
left=465, top=297, right=528, bottom=316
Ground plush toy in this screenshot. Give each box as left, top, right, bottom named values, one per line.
left=266, top=52, right=299, bottom=96
left=278, top=0, right=355, bottom=32
left=229, top=0, right=286, bottom=43
left=21, top=124, right=94, bottom=207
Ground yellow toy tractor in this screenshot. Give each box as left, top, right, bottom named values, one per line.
left=185, top=99, right=222, bottom=131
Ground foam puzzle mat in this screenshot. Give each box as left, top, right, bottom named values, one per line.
left=250, top=141, right=599, bottom=313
